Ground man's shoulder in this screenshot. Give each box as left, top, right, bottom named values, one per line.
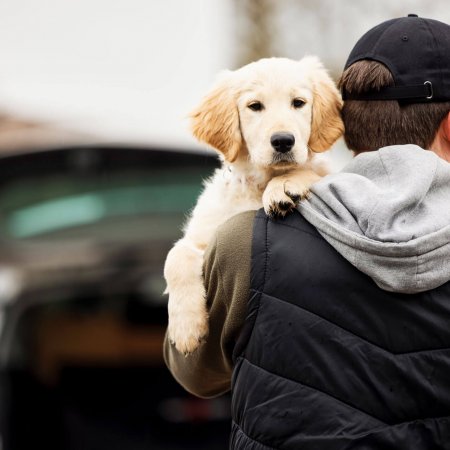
left=204, top=210, right=256, bottom=289
left=211, top=210, right=256, bottom=268
left=216, top=210, right=256, bottom=248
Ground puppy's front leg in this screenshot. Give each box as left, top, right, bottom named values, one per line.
left=263, top=168, right=322, bottom=217
left=164, top=238, right=208, bottom=355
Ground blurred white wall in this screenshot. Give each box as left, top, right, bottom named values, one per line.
left=0, top=0, right=234, bottom=148
left=0, top=0, right=449, bottom=153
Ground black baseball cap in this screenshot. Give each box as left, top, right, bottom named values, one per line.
left=343, top=14, right=450, bottom=103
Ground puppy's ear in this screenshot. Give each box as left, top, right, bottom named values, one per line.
left=189, top=72, right=242, bottom=162
left=302, top=56, right=344, bottom=153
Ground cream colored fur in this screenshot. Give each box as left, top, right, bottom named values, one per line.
left=164, top=56, right=344, bottom=354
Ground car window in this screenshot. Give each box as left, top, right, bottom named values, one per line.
left=0, top=172, right=202, bottom=239
left=0, top=166, right=210, bottom=242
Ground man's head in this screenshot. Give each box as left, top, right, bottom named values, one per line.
left=339, top=15, right=450, bottom=155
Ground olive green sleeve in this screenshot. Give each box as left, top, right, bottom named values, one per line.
left=163, top=210, right=256, bottom=398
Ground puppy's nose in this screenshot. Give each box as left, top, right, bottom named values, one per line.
left=271, top=133, right=295, bottom=153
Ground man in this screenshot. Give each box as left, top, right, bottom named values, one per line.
left=164, top=15, right=450, bottom=449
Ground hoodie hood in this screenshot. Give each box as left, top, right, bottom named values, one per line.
left=299, top=144, right=450, bottom=293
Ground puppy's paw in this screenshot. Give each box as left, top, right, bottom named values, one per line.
left=284, top=179, right=311, bottom=203
left=263, top=179, right=310, bottom=218
left=168, top=309, right=209, bottom=355
left=167, top=284, right=209, bottom=355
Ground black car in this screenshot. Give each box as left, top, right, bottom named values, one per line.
left=0, top=145, right=231, bottom=450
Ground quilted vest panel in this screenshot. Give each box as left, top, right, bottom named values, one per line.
left=231, top=209, right=450, bottom=450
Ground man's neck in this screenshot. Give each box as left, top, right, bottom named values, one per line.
left=430, top=116, right=450, bottom=163
left=431, top=145, right=450, bottom=163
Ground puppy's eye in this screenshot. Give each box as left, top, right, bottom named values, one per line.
left=248, top=101, right=264, bottom=112
left=292, top=98, right=305, bottom=109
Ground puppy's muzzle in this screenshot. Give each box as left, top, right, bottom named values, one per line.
left=271, top=133, right=295, bottom=153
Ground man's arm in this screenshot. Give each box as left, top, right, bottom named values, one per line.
left=163, top=211, right=255, bottom=398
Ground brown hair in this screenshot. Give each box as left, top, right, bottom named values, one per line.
left=339, top=60, right=450, bottom=153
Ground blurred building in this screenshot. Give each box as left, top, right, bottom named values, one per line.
left=0, top=115, right=93, bottom=153
left=0, top=0, right=448, bottom=152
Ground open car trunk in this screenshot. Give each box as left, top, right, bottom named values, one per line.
left=0, top=145, right=230, bottom=450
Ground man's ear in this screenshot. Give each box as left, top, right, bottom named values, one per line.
left=302, top=56, right=344, bottom=153
left=189, top=72, right=242, bottom=162
left=442, top=112, right=450, bottom=142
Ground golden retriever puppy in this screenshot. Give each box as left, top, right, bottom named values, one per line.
left=164, top=56, right=343, bottom=354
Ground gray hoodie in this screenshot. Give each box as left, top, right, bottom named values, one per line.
left=299, top=144, right=450, bottom=294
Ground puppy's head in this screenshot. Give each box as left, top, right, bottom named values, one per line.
left=190, top=56, right=343, bottom=167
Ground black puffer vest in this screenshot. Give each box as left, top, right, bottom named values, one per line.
left=230, top=209, right=450, bottom=449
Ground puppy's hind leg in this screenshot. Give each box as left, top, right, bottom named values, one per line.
left=164, top=239, right=209, bottom=354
